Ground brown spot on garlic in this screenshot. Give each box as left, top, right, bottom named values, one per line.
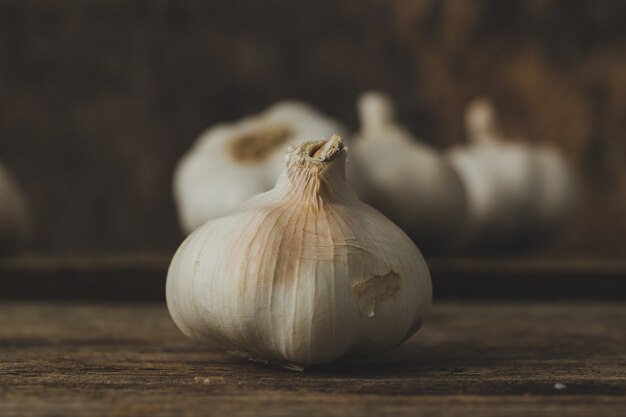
left=351, top=271, right=401, bottom=317
left=230, top=125, right=293, bottom=162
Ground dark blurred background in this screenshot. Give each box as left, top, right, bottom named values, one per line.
left=1, top=0, right=625, bottom=255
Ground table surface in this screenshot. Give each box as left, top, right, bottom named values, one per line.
left=1, top=301, right=625, bottom=416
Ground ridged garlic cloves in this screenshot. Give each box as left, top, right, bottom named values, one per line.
left=166, top=135, right=432, bottom=369
left=174, top=101, right=346, bottom=234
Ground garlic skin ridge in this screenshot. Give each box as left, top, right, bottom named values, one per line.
left=166, top=135, right=432, bottom=368
left=173, top=101, right=346, bottom=234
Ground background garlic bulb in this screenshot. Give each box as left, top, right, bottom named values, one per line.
left=174, top=101, right=346, bottom=234
left=167, top=135, right=432, bottom=369
left=447, top=98, right=578, bottom=248
left=0, top=162, right=29, bottom=253
left=350, top=92, right=467, bottom=252
left=531, top=145, right=579, bottom=230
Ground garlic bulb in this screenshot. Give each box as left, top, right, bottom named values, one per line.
left=174, top=101, right=346, bottom=234
left=0, top=162, right=29, bottom=253
left=350, top=92, right=467, bottom=251
left=166, top=135, right=432, bottom=369
left=447, top=98, right=577, bottom=247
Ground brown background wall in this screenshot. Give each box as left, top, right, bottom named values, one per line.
left=1, top=0, right=625, bottom=255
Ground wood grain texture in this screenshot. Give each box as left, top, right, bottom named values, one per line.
left=1, top=301, right=625, bottom=416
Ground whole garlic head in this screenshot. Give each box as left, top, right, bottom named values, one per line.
left=0, top=162, right=29, bottom=253
left=174, top=101, right=346, bottom=234
left=166, top=135, right=432, bottom=369
left=351, top=92, right=467, bottom=251
left=447, top=98, right=577, bottom=247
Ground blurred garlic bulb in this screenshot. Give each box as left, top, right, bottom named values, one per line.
left=174, top=101, right=346, bottom=234
left=533, top=142, right=579, bottom=230
left=351, top=92, right=467, bottom=251
left=0, top=162, right=29, bottom=252
left=167, top=135, right=432, bottom=369
left=447, top=98, right=577, bottom=246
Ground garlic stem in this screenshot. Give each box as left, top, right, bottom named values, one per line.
left=358, top=92, right=395, bottom=134
left=284, top=135, right=350, bottom=206
left=311, top=134, right=344, bottom=160
left=465, top=98, right=499, bottom=144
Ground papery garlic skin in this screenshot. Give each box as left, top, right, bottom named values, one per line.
left=167, top=136, right=432, bottom=368
left=174, top=101, right=346, bottom=234
left=351, top=92, right=467, bottom=251
left=447, top=98, right=577, bottom=246
left=0, top=162, right=29, bottom=253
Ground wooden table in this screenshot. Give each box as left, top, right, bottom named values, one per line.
left=2, top=300, right=625, bottom=416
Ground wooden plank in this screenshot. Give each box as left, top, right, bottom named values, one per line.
left=0, top=301, right=625, bottom=416
left=1, top=256, right=626, bottom=300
